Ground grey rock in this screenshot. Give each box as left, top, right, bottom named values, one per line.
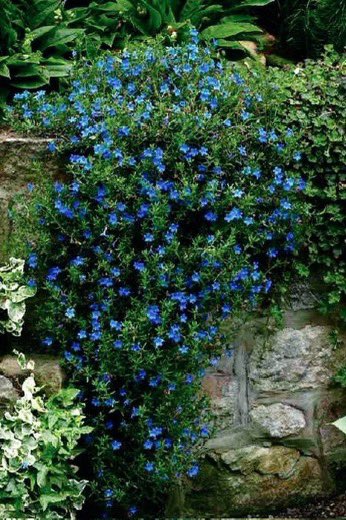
left=249, top=325, right=336, bottom=392
left=0, top=355, right=64, bottom=396
left=0, top=374, right=18, bottom=403
left=250, top=403, right=306, bottom=438
left=0, top=133, right=61, bottom=261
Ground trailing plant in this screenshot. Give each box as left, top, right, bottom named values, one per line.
left=0, top=258, right=36, bottom=336
left=262, top=50, right=346, bottom=321
left=10, top=32, right=305, bottom=516
left=0, top=352, right=91, bottom=519
left=111, top=0, right=274, bottom=55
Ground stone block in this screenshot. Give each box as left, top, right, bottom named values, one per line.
left=0, top=354, right=64, bottom=396
left=249, top=403, right=306, bottom=438
left=0, top=374, right=18, bottom=405
left=0, top=133, right=61, bottom=260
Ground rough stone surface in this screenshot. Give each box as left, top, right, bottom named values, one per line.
left=249, top=325, right=340, bottom=393
left=0, top=133, right=61, bottom=260
left=0, top=355, right=64, bottom=396
left=171, top=305, right=346, bottom=517
left=171, top=448, right=327, bottom=518
left=0, top=374, right=18, bottom=404
left=250, top=403, right=306, bottom=438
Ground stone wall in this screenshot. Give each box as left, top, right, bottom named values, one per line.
left=1, top=133, right=345, bottom=517
left=168, top=286, right=346, bottom=517
left=0, top=133, right=59, bottom=261
left=0, top=355, right=64, bottom=409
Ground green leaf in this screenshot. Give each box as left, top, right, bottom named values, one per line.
left=201, top=21, right=261, bottom=40
left=38, top=27, right=84, bottom=50
left=30, top=25, right=57, bottom=42
left=0, top=63, right=11, bottom=79
left=42, top=57, right=72, bottom=78
left=332, top=416, right=346, bottom=434
left=36, top=465, right=49, bottom=487
left=40, top=493, right=67, bottom=511
left=234, top=0, right=274, bottom=7
left=30, top=0, right=61, bottom=29
left=10, top=76, right=49, bottom=89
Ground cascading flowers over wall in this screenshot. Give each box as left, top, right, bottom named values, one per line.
left=10, top=30, right=306, bottom=517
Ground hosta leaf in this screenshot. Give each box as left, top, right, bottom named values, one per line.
left=38, top=27, right=84, bottom=51
left=180, top=0, right=223, bottom=25
left=30, top=25, right=56, bottom=42
left=8, top=64, right=44, bottom=78
left=235, top=0, right=274, bottom=7
left=42, top=57, right=72, bottom=77
left=10, top=285, right=36, bottom=302
left=91, top=1, right=123, bottom=12
left=114, top=0, right=135, bottom=12
left=10, top=76, right=49, bottom=89
left=202, top=21, right=261, bottom=40
left=30, top=0, right=61, bottom=29
left=140, top=1, right=163, bottom=32
left=0, top=63, right=10, bottom=79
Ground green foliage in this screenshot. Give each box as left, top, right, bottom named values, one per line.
left=253, top=49, right=346, bottom=321
left=9, top=34, right=305, bottom=516
left=0, top=0, right=82, bottom=106
left=0, top=0, right=273, bottom=109
left=0, top=352, right=91, bottom=518
left=0, top=258, right=36, bottom=336
left=66, top=1, right=126, bottom=56
left=279, top=0, right=346, bottom=58
left=111, top=0, right=274, bottom=54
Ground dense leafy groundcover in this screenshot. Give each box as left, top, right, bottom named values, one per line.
left=255, top=50, right=345, bottom=321
left=0, top=353, right=91, bottom=518
left=10, top=32, right=306, bottom=517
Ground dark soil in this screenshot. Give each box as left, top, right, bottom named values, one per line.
left=277, top=492, right=346, bottom=518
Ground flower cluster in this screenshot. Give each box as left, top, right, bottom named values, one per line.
left=11, top=31, right=304, bottom=517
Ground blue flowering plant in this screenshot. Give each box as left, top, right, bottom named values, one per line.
left=10, top=30, right=305, bottom=516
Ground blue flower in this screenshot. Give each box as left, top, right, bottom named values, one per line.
left=144, top=439, right=153, bottom=449
left=28, top=253, right=38, bottom=269
left=147, top=305, right=161, bottom=325
left=65, top=307, right=76, bottom=319
left=47, top=266, right=61, bottom=281
left=187, top=464, right=200, bottom=477
left=111, top=440, right=122, bottom=450
left=144, top=461, right=155, bottom=472
left=225, top=208, right=243, bottom=222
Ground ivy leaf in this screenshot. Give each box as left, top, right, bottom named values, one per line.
left=332, top=417, right=346, bottom=434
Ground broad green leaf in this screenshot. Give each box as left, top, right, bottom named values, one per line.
left=7, top=301, right=26, bottom=322
left=30, top=0, right=61, bottom=29
left=38, top=27, right=84, bottom=50
left=42, top=57, right=72, bottom=78
left=10, top=76, right=49, bottom=89
left=202, top=21, right=261, bottom=40
left=236, top=0, right=274, bottom=6
left=0, top=63, right=11, bottom=79
left=11, top=285, right=36, bottom=302
left=8, top=64, right=44, bottom=78
left=30, top=25, right=56, bottom=42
